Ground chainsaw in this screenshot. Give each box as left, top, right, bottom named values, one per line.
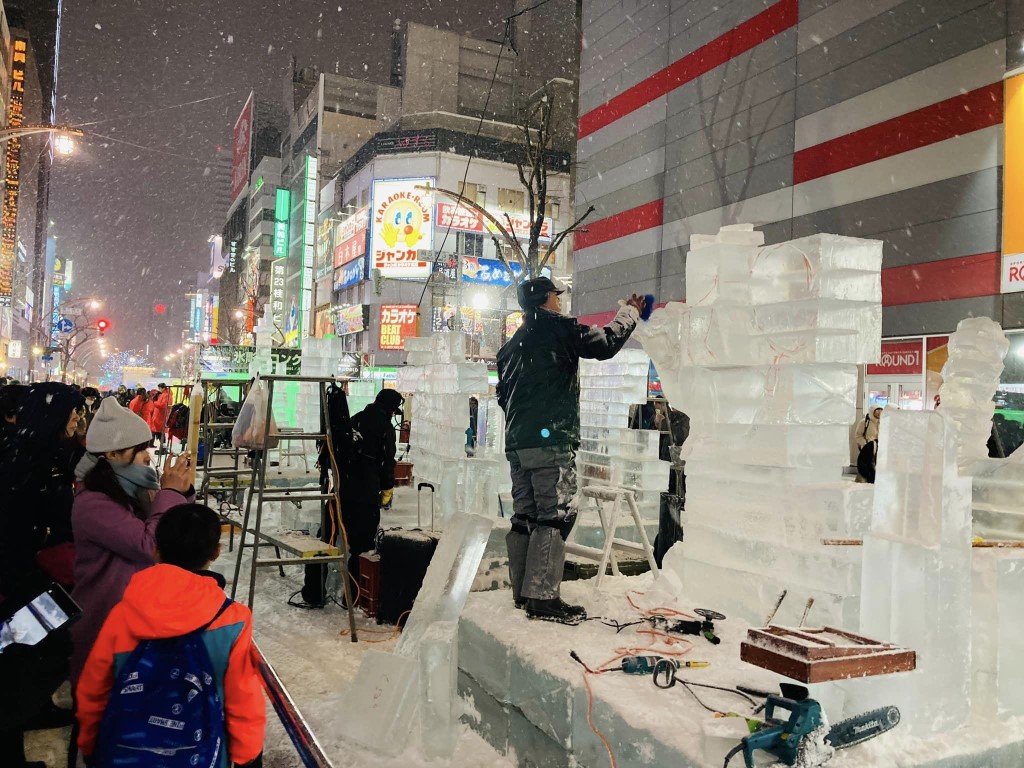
left=727, top=684, right=900, bottom=768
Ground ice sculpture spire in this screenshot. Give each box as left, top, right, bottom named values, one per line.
left=938, top=317, right=1008, bottom=471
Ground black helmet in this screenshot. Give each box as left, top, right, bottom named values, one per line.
left=516, top=276, right=565, bottom=310
left=375, top=388, right=405, bottom=415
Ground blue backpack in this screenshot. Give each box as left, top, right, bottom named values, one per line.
left=95, top=599, right=232, bottom=768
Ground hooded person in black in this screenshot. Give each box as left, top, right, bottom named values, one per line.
left=0, top=382, right=86, bottom=594
left=497, top=277, right=645, bottom=624
left=341, top=388, right=403, bottom=587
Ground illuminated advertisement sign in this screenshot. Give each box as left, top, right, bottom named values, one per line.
left=0, top=35, right=27, bottom=306
left=334, top=304, right=368, bottom=336
left=270, top=259, right=286, bottom=328
left=461, top=257, right=548, bottom=287
left=230, top=92, right=254, bottom=204
left=371, top=178, right=434, bottom=279
left=334, top=206, right=368, bottom=268
left=273, top=187, right=290, bottom=257
left=436, top=202, right=552, bottom=242
left=316, top=209, right=335, bottom=280
left=379, top=304, right=418, bottom=350
left=334, top=256, right=365, bottom=291
left=299, top=154, right=318, bottom=343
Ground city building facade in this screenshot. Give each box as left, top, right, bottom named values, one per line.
left=575, top=0, right=1023, bottom=409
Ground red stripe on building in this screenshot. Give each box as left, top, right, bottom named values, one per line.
left=578, top=0, right=798, bottom=139
left=793, top=83, right=1003, bottom=184
left=882, top=252, right=1000, bottom=307
left=574, top=199, right=664, bottom=251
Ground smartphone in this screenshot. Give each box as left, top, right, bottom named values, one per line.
left=0, top=583, right=82, bottom=653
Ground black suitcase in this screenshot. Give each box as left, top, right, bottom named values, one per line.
left=376, top=528, right=440, bottom=626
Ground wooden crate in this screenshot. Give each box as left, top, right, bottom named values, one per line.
left=358, top=552, right=382, bottom=617
left=740, top=626, right=916, bottom=683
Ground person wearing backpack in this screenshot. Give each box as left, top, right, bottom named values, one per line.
left=854, top=406, right=882, bottom=450
left=76, top=503, right=265, bottom=768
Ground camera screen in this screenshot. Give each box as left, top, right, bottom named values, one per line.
left=0, top=591, right=71, bottom=653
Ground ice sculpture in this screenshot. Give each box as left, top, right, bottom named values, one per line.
left=334, top=512, right=493, bottom=756
left=462, top=397, right=512, bottom=518
left=857, top=410, right=973, bottom=735
left=636, top=225, right=882, bottom=627
left=938, top=317, right=1008, bottom=472
left=397, top=334, right=489, bottom=523
left=577, top=349, right=669, bottom=524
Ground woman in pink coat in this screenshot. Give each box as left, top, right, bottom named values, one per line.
left=70, top=398, right=194, bottom=685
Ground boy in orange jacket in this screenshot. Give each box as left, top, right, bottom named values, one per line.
left=76, top=503, right=265, bottom=767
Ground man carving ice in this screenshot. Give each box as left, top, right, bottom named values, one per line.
left=497, top=276, right=646, bottom=624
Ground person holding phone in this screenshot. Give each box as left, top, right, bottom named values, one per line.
left=69, top=397, right=194, bottom=687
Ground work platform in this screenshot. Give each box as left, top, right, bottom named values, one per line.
left=457, top=578, right=1024, bottom=768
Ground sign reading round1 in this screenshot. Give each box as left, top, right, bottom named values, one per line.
left=371, top=178, right=434, bottom=280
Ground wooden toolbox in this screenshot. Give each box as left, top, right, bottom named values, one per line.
left=740, top=626, right=916, bottom=683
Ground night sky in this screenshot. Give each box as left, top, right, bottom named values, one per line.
left=50, top=0, right=512, bottom=363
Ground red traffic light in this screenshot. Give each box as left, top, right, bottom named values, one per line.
left=96, top=318, right=110, bottom=335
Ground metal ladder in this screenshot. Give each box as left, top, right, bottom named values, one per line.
left=230, top=374, right=357, bottom=640
left=196, top=378, right=251, bottom=555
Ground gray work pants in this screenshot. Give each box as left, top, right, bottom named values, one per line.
left=505, top=445, right=578, bottom=601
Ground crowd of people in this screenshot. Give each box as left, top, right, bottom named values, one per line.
left=0, top=378, right=264, bottom=768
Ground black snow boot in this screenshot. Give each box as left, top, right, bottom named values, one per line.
left=526, top=598, right=587, bottom=625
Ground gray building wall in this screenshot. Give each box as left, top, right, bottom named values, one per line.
left=575, top=0, right=1020, bottom=337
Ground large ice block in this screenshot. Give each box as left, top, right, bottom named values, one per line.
left=641, top=225, right=881, bottom=641
left=335, top=512, right=493, bottom=757
left=858, top=410, right=973, bottom=736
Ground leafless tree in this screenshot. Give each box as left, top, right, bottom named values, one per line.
left=424, top=90, right=595, bottom=283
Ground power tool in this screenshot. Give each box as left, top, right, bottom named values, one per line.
left=727, top=684, right=900, bottom=768
left=655, top=608, right=725, bottom=645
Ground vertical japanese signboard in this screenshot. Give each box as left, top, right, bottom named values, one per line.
left=0, top=36, right=27, bottom=306
left=270, top=259, right=287, bottom=329
left=300, top=154, right=318, bottom=342
left=273, top=187, right=290, bottom=257
left=230, top=92, right=254, bottom=205
left=370, top=178, right=434, bottom=279
left=379, top=304, right=418, bottom=350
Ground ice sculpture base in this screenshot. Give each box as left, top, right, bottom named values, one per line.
left=459, top=579, right=1024, bottom=768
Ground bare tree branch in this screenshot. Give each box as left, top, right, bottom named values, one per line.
left=423, top=185, right=528, bottom=270
left=538, top=205, right=595, bottom=274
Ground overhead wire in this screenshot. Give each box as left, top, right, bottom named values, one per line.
left=86, top=131, right=212, bottom=164
left=413, top=6, right=520, bottom=312
left=73, top=91, right=246, bottom=127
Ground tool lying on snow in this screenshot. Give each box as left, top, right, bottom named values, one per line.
left=650, top=607, right=725, bottom=645
left=620, top=656, right=709, bottom=675
left=723, top=683, right=900, bottom=768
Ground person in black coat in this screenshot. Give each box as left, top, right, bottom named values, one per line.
left=340, top=389, right=403, bottom=587
left=0, top=383, right=85, bottom=593
left=496, top=277, right=645, bottom=624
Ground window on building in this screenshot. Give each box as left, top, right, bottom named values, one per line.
left=545, top=198, right=560, bottom=219
left=458, top=232, right=484, bottom=257
left=459, top=182, right=487, bottom=207
left=497, top=187, right=524, bottom=213
left=360, top=189, right=369, bottom=207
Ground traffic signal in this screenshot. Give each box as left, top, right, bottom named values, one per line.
left=96, top=318, right=110, bottom=336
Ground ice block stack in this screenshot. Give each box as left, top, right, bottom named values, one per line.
left=637, top=224, right=881, bottom=627
left=397, top=333, right=489, bottom=521
left=937, top=317, right=1008, bottom=472
left=855, top=410, right=973, bottom=735
left=577, top=349, right=668, bottom=521
left=461, top=397, right=512, bottom=517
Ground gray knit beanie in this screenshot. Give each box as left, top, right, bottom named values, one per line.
left=86, top=396, right=152, bottom=453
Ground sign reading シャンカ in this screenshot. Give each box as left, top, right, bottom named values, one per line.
left=371, top=179, right=434, bottom=279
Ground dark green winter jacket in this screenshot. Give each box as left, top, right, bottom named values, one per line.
left=496, top=305, right=639, bottom=452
